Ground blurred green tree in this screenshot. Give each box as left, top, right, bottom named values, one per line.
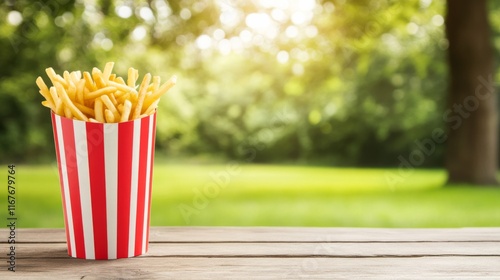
left=1, top=0, right=496, bottom=175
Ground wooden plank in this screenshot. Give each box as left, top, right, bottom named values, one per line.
left=2, top=227, right=500, bottom=243
left=4, top=241, right=500, bottom=259
left=148, top=227, right=500, bottom=242
left=2, top=257, right=499, bottom=279
left=2, top=228, right=500, bottom=279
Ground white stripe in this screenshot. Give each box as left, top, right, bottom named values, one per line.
left=141, top=116, right=154, bottom=253
left=128, top=119, right=141, bottom=257
left=55, top=116, right=76, bottom=257
left=104, top=124, right=118, bottom=259
left=73, top=121, right=95, bottom=259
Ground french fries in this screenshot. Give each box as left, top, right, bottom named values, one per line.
left=36, top=62, right=177, bottom=123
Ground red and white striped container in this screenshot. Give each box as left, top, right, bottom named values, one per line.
left=51, top=111, right=157, bottom=260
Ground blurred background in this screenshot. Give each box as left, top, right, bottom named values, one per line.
left=1, top=0, right=500, bottom=228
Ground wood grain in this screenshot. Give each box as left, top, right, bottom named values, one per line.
left=1, top=227, right=499, bottom=279
left=3, top=227, right=500, bottom=243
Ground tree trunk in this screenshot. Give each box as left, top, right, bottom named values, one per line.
left=445, top=0, right=498, bottom=185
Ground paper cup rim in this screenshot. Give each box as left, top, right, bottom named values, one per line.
left=50, top=110, right=157, bottom=124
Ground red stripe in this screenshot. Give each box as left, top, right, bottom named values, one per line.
left=135, top=116, right=150, bottom=255
left=60, top=116, right=85, bottom=259
left=117, top=121, right=134, bottom=258
left=86, top=123, right=108, bottom=260
left=52, top=113, right=72, bottom=257
left=145, top=114, right=157, bottom=251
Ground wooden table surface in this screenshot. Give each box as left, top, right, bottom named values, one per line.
left=1, top=227, right=500, bottom=279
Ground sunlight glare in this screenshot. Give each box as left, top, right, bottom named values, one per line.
left=277, top=50, right=289, bottom=64
left=432, top=15, right=444, bottom=26
left=196, top=34, right=213, bottom=49
left=291, top=12, right=310, bottom=26
left=239, top=29, right=253, bottom=43
left=296, top=0, right=316, bottom=11
left=230, top=36, right=244, bottom=52
left=271, top=9, right=287, bottom=22
left=7, top=11, right=23, bottom=26
left=292, top=63, right=304, bottom=75
left=139, top=7, right=155, bottom=23
left=209, top=0, right=320, bottom=51
left=220, top=9, right=241, bottom=27
left=305, top=25, right=318, bottom=38
left=132, top=25, right=147, bottom=41
left=252, top=34, right=265, bottom=46
left=214, top=29, right=226, bottom=40
left=217, top=39, right=231, bottom=55
left=218, top=39, right=231, bottom=55
left=245, top=13, right=273, bottom=30
left=101, top=38, right=113, bottom=51
left=285, top=26, right=299, bottom=38
left=406, top=22, right=419, bottom=35
left=258, top=0, right=289, bottom=9
left=180, top=8, right=192, bottom=20
left=115, top=5, right=132, bottom=19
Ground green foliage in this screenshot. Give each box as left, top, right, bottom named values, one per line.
left=7, top=164, right=500, bottom=227
left=0, top=0, right=472, bottom=166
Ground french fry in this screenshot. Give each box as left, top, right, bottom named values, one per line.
left=46, top=68, right=68, bottom=87
left=120, top=100, right=132, bottom=122
left=64, top=106, right=72, bottom=119
left=67, top=81, right=77, bottom=101
left=36, top=77, right=55, bottom=109
left=75, top=103, right=95, bottom=118
left=56, top=83, right=88, bottom=121
left=84, top=86, right=117, bottom=100
left=108, top=92, right=118, bottom=105
left=101, top=95, right=120, bottom=121
left=76, top=79, right=85, bottom=105
left=83, top=87, right=92, bottom=107
left=55, top=100, right=64, bottom=116
left=102, top=62, right=114, bottom=81
left=37, top=62, right=176, bottom=123
left=83, top=71, right=97, bottom=91
left=116, top=92, right=130, bottom=104
left=94, top=98, right=104, bottom=123
left=49, top=87, right=60, bottom=105
left=70, top=71, right=81, bottom=83
left=143, top=75, right=177, bottom=109
left=115, top=77, right=126, bottom=85
left=107, top=81, right=137, bottom=94
left=132, top=73, right=152, bottom=119
left=63, top=71, right=71, bottom=85
left=104, top=109, right=115, bottom=123
left=92, top=68, right=107, bottom=88
left=41, top=100, right=51, bottom=108
left=150, top=76, right=161, bottom=93
left=127, top=68, right=134, bottom=87
left=144, top=99, right=159, bottom=116
left=53, top=86, right=64, bottom=116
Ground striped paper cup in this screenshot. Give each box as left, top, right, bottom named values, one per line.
left=51, top=111, right=157, bottom=260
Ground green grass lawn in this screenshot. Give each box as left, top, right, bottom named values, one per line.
left=6, top=164, right=500, bottom=228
